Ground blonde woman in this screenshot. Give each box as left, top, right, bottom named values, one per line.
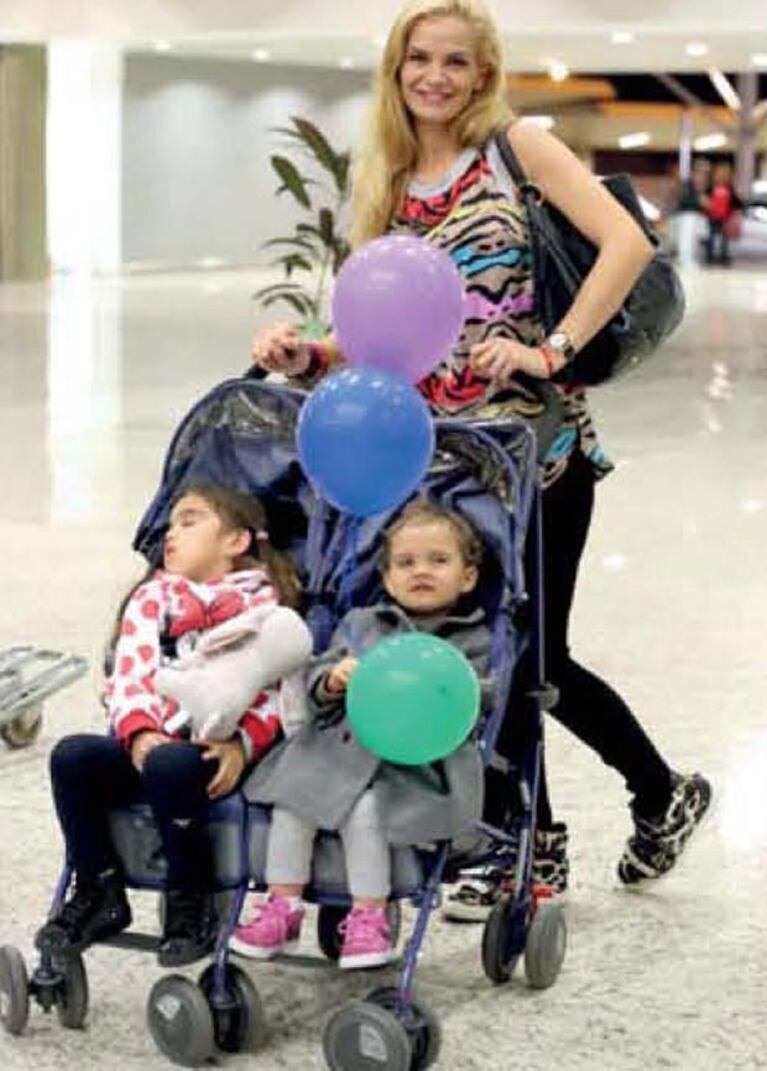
left=251, top=0, right=711, bottom=915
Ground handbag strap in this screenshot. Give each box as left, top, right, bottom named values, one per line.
left=493, top=129, right=543, bottom=205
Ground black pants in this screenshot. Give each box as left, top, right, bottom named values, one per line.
left=50, top=734, right=218, bottom=890
left=487, top=451, right=673, bottom=828
left=705, top=220, right=731, bottom=265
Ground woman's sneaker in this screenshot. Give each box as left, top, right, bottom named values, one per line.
left=338, top=906, right=397, bottom=970
left=441, top=864, right=508, bottom=922
left=441, top=823, right=569, bottom=922
left=229, top=894, right=304, bottom=959
left=618, top=772, right=712, bottom=886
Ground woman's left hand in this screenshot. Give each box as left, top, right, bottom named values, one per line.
left=469, top=338, right=551, bottom=384
left=202, top=738, right=246, bottom=799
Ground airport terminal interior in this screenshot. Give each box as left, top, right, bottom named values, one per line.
left=0, top=2, right=765, bottom=1069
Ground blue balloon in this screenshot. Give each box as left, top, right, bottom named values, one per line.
left=297, top=368, right=435, bottom=516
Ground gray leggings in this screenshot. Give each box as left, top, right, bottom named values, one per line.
left=266, top=791, right=391, bottom=900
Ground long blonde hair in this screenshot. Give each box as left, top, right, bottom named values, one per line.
left=350, top=0, right=513, bottom=248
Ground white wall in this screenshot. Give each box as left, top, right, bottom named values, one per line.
left=122, top=55, right=371, bottom=268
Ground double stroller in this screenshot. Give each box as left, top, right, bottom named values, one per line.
left=0, top=376, right=566, bottom=1069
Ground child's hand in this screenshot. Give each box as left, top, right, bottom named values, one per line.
left=202, top=738, right=246, bottom=799
left=131, top=730, right=172, bottom=772
left=325, top=657, right=358, bottom=695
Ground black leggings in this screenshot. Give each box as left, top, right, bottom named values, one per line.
left=487, top=451, right=673, bottom=828
left=50, top=734, right=218, bottom=890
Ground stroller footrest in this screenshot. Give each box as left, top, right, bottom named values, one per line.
left=100, top=931, right=161, bottom=953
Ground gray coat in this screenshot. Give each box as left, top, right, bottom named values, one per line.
left=242, top=602, right=493, bottom=846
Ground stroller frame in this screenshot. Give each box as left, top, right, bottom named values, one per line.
left=0, top=379, right=565, bottom=1070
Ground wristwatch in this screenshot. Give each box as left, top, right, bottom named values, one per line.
left=544, top=331, right=576, bottom=364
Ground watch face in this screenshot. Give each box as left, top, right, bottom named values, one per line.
left=548, top=332, right=568, bottom=350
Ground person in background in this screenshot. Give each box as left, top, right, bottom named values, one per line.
left=701, top=161, right=742, bottom=266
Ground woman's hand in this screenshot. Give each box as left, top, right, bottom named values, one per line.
left=469, top=338, right=555, bottom=384
left=325, top=657, right=359, bottom=695
left=202, top=738, right=246, bottom=799
left=250, top=322, right=311, bottom=376
left=131, top=730, right=172, bottom=772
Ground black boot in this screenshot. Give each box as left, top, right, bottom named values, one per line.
left=158, top=889, right=217, bottom=968
left=35, top=869, right=131, bottom=956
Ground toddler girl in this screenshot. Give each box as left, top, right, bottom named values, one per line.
left=234, top=501, right=491, bottom=968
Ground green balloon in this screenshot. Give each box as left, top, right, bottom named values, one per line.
left=346, top=633, right=480, bottom=765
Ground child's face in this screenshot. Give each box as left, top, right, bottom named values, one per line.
left=383, top=520, right=478, bottom=615
left=163, top=493, right=249, bottom=582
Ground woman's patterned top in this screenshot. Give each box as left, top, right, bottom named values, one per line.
left=390, top=140, right=612, bottom=488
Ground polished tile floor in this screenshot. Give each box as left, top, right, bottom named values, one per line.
left=1, top=264, right=765, bottom=1069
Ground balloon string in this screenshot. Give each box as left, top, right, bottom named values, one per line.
left=337, top=515, right=364, bottom=654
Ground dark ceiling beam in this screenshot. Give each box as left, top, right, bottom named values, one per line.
left=653, top=73, right=736, bottom=134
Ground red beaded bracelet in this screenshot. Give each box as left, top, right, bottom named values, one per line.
left=539, top=344, right=558, bottom=378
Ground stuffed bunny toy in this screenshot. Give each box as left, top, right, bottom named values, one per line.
left=156, top=605, right=312, bottom=740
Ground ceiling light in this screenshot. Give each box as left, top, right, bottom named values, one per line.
left=525, top=115, right=555, bottom=130
left=751, top=53, right=767, bottom=68
left=708, top=68, right=741, bottom=110
left=153, top=40, right=171, bottom=52
left=618, top=131, right=651, bottom=149
left=694, top=133, right=728, bottom=151
left=548, top=61, right=569, bottom=82
left=685, top=42, right=709, bottom=57
left=611, top=31, right=635, bottom=45
left=251, top=48, right=271, bottom=62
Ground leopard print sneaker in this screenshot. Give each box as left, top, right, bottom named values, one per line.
left=618, top=772, right=712, bottom=886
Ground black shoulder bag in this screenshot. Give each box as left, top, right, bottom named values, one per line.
left=494, top=131, right=686, bottom=387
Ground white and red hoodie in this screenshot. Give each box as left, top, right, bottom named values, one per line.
left=107, top=569, right=281, bottom=762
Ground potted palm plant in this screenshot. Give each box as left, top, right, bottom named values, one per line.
left=254, top=116, right=351, bottom=337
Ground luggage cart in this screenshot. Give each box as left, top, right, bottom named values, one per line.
left=0, top=647, right=88, bottom=749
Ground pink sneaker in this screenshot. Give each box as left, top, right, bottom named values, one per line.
left=338, top=906, right=397, bottom=970
left=228, top=895, right=304, bottom=959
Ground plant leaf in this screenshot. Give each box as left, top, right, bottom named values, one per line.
left=289, top=116, right=338, bottom=176
left=318, top=208, right=335, bottom=246
left=272, top=254, right=314, bottom=277
left=296, top=223, right=325, bottom=241
left=252, top=281, right=309, bottom=300
left=262, top=236, right=318, bottom=254
left=332, top=237, right=352, bottom=275
left=261, top=291, right=313, bottom=316
left=334, top=151, right=351, bottom=193
left=270, top=155, right=312, bottom=208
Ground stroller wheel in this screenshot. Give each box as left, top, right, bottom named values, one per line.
left=524, top=901, right=566, bottom=989
left=147, top=974, right=215, bottom=1067
left=55, top=953, right=89, bottom=1030
left=323, top=998, right=412, bottom=1071
left=0, top=945, right=30, bottom=1035
left=366, top=987, right=442, bottom=1070
left=481, top=901, right=521, bottom=985
left=0, top=704, right=43, bottom=749
left=198, top=962, right=268, bottom=1054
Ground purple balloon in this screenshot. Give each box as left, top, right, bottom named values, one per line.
left=332, top=234, right=465, bottom=384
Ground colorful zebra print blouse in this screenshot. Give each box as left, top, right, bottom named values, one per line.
left=390, top=140, right=612, bottom=488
